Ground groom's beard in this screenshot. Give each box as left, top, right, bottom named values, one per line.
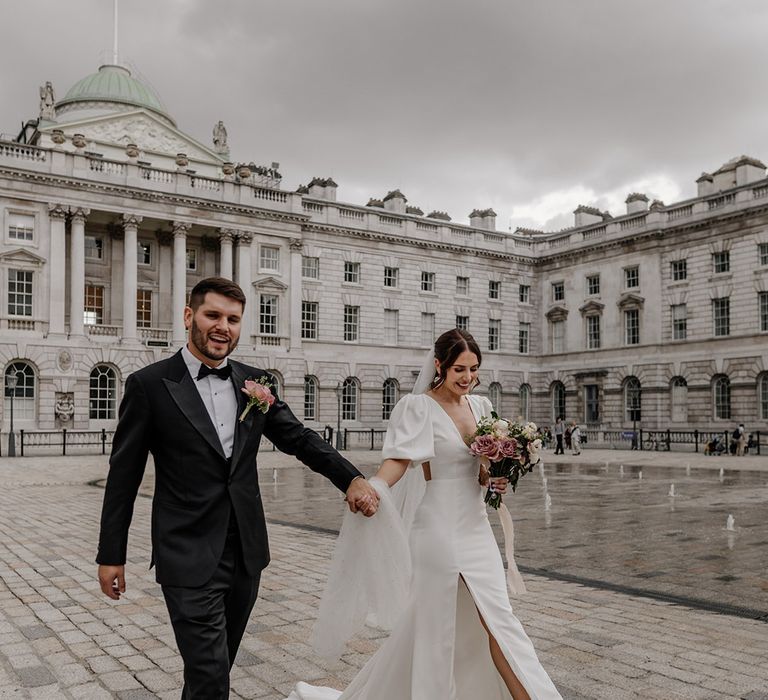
left=189, top=318, right=239, bottom=362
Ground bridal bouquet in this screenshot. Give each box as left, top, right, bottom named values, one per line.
left=467, top=413, right=542, bottom=509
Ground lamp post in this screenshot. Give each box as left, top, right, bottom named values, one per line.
left=6, top=372, right=18, bottom=457
left=334, top=381, right=343, bottom=451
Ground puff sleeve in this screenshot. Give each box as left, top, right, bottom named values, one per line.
left=381, top=394, right=435, bottom=464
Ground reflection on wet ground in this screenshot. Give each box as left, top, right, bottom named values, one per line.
left=260, top=456, right=768, bottom=616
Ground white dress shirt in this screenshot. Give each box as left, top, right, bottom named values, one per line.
left=181, top=345, right=238, bottom=459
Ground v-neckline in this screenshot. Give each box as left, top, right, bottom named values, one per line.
left=425, top=393, right=479, bottom=444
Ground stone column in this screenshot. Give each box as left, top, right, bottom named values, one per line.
left=122, top=214, right=142, bottom=343
left=236, top=232, right=253, bottom=342
left=154, top=229, right=173, bottom=327
left=289, top=238, right=303, bottom=350
left=69, top=206, right=90, bottom=336
left=172, top=221, right=190, bottom=345
left=48, top=204, right=68, bottom=336
left=218, top=228, right=236, bottom=280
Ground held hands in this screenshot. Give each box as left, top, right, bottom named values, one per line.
left=488, top=477, right=509, bottom=496
left=98, top=564, right=126, bottom=600
left=345, top=477, right=379, bottom=517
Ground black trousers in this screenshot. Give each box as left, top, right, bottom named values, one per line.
left=162, top=528, right=261, bottom=699
left=555, top=435, right=564, bottom=454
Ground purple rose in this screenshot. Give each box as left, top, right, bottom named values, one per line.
left=498, top=438, right=519, bottom=458
left=470, top=434, right=503, bottom=462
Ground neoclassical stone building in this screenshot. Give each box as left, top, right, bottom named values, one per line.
left=2, top=62, right=767, bottom=441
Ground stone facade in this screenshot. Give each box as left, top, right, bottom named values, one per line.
left=2, top=68, right=768, bottom=439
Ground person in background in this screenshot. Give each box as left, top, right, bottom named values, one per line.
left=554, top=416, right=565, bottom=455
left=570, top=422, right=582, bottom=455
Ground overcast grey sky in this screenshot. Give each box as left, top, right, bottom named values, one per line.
left=3, top=0, right=768, bottom=231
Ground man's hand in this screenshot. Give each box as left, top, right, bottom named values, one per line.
left=98, top=565, right=126, bottom=600
left=345, top=477, right=379, bottom=517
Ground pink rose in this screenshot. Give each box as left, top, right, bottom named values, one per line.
left=498, top=438, right=519, bottom=458
left=470, top=434, right=503, bottom=462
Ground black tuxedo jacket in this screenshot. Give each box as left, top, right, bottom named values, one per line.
left=96, top=350, right=362, bottom=587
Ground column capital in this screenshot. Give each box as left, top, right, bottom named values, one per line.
left=172, top=221, right=191, bottom=237
left=236, top=231, right=253, bottom=245
left=289, top=238, right=303, bottom=252
left=218, top=228, right=237, bottom=243
left=70, top=207, right=91, bottom=224
left=48, top=203, right=68, bottom=220
left=122, top=214, right=143, bottom=229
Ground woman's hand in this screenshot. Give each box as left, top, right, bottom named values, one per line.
left=488, top=476, right=509, bottom=496
left=478, top=464, right=490, bottom=486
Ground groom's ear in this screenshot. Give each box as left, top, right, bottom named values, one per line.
left=183, top=306, right=193, bottom=330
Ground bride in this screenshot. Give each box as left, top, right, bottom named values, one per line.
left=286, top=329, right=562, bottom=700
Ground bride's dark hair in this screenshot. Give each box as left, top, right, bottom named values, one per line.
left=431, top=328, right=482, bottom=390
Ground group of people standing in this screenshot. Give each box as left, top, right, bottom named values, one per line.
left=552, top=416, right=582, bottom=455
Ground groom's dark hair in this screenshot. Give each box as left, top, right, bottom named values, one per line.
left=188, top=277, right=247, bottom=311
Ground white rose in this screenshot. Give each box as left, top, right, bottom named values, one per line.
left=492, top=419, right=509, bottom=436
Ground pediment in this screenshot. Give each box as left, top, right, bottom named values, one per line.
left=617, top=293, right=645, bottom=309
left=40, top=110, right=222, bottom=162
left=0, top=248, right=46, bottom=267
left=579, top=299, right=605, bottom=315
left=546, top=304, right=569, bottom=321
left=252, top=276, right=288, bottom=292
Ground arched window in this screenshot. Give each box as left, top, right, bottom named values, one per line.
left=4, top=361, right=36, bottom=421
left=519, top=384, right=530, bottom=421
left=713, top=375, right=731, bottom=420
left=303, top=376, right=318, bottom=421
left=623, top=377, right=641, bottom=423
left=382, top=378, right=399, bottom=420
left=342, top=377, right=359, bottom=421
left=267, top=370, right=283, bottom=398
left=670, top=377, right=688, bottom=423
left=551, top=381, right=566, bottom=422
left=488, top=382, right=502, bottom=413
left=89, top=365, right=118, bottom=420
left=760, top=374, right=768, bottom=421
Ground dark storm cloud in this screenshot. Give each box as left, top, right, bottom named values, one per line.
left=3, top=0, right=768, bottom=229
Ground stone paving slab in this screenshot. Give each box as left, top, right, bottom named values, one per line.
left=0, top=454, right=765, bottom=699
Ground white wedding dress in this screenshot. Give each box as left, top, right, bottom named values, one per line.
left=286, top=393, right=562, bottom=700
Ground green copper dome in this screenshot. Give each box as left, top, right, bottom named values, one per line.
left=56, top=64, right=175, bottom=126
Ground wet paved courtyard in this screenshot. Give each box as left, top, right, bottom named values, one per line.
left=259, top=451, right=768, bottom=618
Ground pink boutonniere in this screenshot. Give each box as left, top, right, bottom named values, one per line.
left=239, top=377, right=275, bottom=422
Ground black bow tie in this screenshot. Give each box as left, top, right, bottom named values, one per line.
left=197, top=363, right=232, bottom=381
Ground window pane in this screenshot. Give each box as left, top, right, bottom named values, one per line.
left=519, top=284, right=530, bottom=303
left=421, top=312, right=435, bottom=347
left=760, top=375, right=768, bottom=420
left=713, top=251, right=730, bottom=273
left=624, top=266, right=639, bottom=288
left=85, top=236, right=104, bottom=260
left=301, top=301, right=318, bottom=339
left=384, top=309, right=399, bottom=345
left=760, top=292, right=768, bottom=333
left=260, top=245, right=280, bottom=271
left=4, top=362, right=36, bottom=420
left=552, top=382, right=566, bottom=421
left=259, top=294, right=278, bottom=335
left=760, top=243, right=768, bottom=267
left=84, top=285, right=104, bottom=325
left=384, top=267, right=399, bottom=288
left=9, top=213, right=35, bottom=241
left=488, top=280, right=500, bottom=299
left=624, top=309, right=639, bottom=345
left=587, top=275, right=600, bottom=295
left=137, top=242, right=152, bottom=265
left=342, top=378, right=357, bottom=420
left=587, top=315, right=600, bottom=349
left=8, top=270, right=33, bottom=316
left=488, top=383, right=502, bottom=412
left=302, top=256, right=320, bottom=279
left=344, top=305, right=359, bottom=341
left=421, top=272, right=435, bottom=292
left=518, top=323, right=530, bottom=354
left=344, top=261, right=360, bottom=284
left=552, top=282, right=564, bottom=302
left=671, top=259, right=687, bottom=281
left=625, top=378, right=641, bottom=422
left=89, top=365, right=117, bottom=419
left=303, top=376, right=317, bottom=420
left=585, top=384, right=600, bottom=423
left=488, top=319, right=500, bottom=351
left=456, top=315, right=469, bottom=331
left=714, top=376, right=731, bottom=420
left=382, top=379, right=398, bottom=420
left=552, top=320, right=565, bottom=353
left=136, top=289, right=152, bottom=328
left=186, top=248, right=197, bottom=271
left=672, top=304, right=687, bottom=340
left=713, top=297, right=730, bottom=336
left=456, top=276, right=469, bottom=295
left=519, top=385, right=530, bottom=421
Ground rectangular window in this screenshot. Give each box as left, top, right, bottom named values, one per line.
left=455, top=315, right=469, bottom=331
left=488, top=319, right=500, bottom=351
left=421, top=271, right=435, bottom=292
left=344, top=305, right=359, bottom=341
left=304, top=379, right=316, bottom=421
left=84, top=285, right=104, bottom=325
left=587, top=274, right=600, bottom=296
left=259, top=245, right=280, bottom=272
left=259, top=294, right=278, bottom=335
left=488, top=280, right=501, bottom=299
left=8, top=270, right=32, bottom=316
left=456, top=276, right=469, bottom=295
left=384, top=309, right=399, bottom=345
left=344, top=261, right=360, bottom=284
left=301, top=301, right=318, bottom=339
left=671, top=303, right=687, bottom=340
left=85, top=235, right=104, bottom=260
left=584, top=384, right=600, bottom=423
left=552, top=281, right=564, bottom=302
left=712, top=251, right=730, bottom=274
left=8, top=213, right=34, bottom=242
left=302, top=256, right=320, bottom=279
left=518, top=322, right=530, bottom=354
left=186, top=248, right=197, bottom=272
left=712, top=297, right=730, bottom=336
left=624, top=266, right=639, bottom=289
left=760, top=292, right=768, bottom=332
left=760, top=243, right=768, bottom=267
left=137, top=241, right=152, bottom=266
left=624, top=309, right=639, bottom=345
left=136, top=289, right=152, bottom=328
left=551, top=319, right=564, bottom=353
left=671, top=259, right=687, bottom=281
left=384, top=267, right=399, bottom=288
left=421, top=312, right=435, bottom=347
left=519, top=284, right=530, bottom=303
left=587, top=315, right=601, bottom=349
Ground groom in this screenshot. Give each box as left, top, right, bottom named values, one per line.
left=97, top=277, right=378, bottom=698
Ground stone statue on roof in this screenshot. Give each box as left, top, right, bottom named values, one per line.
left=212, top=120, right=228, bottom=155
left=39, top=81, right=56, bottom=121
